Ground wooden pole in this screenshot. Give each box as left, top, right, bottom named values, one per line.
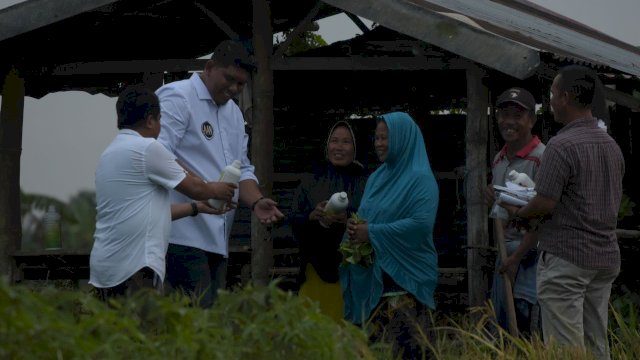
left=0, top=67, right=25, bottom=280
left=251, top=0, right=275, bottom=286
left=465, top=66, right=490, bottom=309
left=494, top=218, right=519, bottom=336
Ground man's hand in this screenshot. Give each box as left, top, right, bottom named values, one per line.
left=197, top=200, right=235, bottom=215
left=485, top=184, right=496, bottom=206
left=498, top=203, right=521, bottom=218
left=210, top=182, right=238, bottom=202
left=253, top=197, right=284, bottom=224
left=500, top=254, right=520, bottom=284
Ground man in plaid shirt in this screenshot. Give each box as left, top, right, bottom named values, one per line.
left=501, top=65, right=624, bottom=360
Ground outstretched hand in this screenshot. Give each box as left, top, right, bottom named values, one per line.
left=253, top=197, right=284, bottom=224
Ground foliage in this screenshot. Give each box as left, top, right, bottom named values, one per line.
left=618, top=192, right=636, bottom=222
left=274, top=22, right=327, bottom=56
left=62, top=190, right=97, bottom=250
left=21, top=189, right=96, bottom=251
left=2, top=277, right=639, bottom=359
left=0, top=279, right=377, bottom=360
left=339, top=213, right=374, bottom=268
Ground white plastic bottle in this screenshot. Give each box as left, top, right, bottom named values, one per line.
left=208, top=160, right=241, bottom=210
left=325, top=191, right=349, bottom=214
left=320, top=192, right=349, bottom=227
left=508, top=170, right=535, bottom=188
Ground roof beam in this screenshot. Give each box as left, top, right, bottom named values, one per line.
left=603, top=87, right=640, bottom=111
left=51, top=56, right=472, bottom=75
left=193, top=1, right=239, bottom=41
left=322, top=0, right=540, bottom=79
left=344, top=12, right=370, bottom=34
left=0, top=0, right=119, bottom=42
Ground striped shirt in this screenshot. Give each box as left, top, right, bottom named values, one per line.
left=535, top=118, right=625, bottom=269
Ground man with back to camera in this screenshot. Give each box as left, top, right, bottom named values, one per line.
left=501, top=65, right=624, bottom=359
left=156, top=40, right=284, bottom=308
left=90, top=85, right=237, bottom=302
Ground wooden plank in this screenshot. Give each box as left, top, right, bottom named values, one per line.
left=0, top=68, right=24, bottom=280
left=616, top=229, right=640, bottom=239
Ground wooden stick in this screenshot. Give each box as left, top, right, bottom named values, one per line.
left=494, top=218, right=519, bottom=337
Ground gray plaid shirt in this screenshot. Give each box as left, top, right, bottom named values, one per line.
left=535, top=118, right=625, bottom=270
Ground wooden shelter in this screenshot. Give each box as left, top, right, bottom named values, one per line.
left=1, top=0, right=639, bottom=307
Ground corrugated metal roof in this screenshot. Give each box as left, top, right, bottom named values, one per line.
left=325, top=0, right=640, bottom=78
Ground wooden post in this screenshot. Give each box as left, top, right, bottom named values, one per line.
left=251, top=0, right=275, bottom=286
left=465, top=66, right=490, bottom=309
left=0, top=67, right=25, bottom=280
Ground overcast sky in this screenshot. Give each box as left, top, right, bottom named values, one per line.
left=2, top=0, right=639, bottom=202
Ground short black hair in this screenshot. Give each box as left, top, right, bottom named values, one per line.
left=116, top=85, right=160, bottom=129
left=210, top=40, right=255, bottom=73
left=556, top=65, right=597, bottom=109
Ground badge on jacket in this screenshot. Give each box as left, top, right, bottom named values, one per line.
left=201, top=121, right=214, bottom=140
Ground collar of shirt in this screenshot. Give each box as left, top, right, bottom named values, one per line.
left=497, top=135, right=541, bottom=161
left=119, top=129, right=142, bottom=137
left=190, top=73, right=215, bottom=102
left=558, top=117, right=597, bottom=134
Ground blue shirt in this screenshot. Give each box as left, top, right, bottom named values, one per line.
left=156, top=73, right=258, bottom=256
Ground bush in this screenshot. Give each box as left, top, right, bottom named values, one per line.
left=0, top=279, right=377, bottom=360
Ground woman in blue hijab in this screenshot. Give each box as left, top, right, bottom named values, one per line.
left=340, top=112, right=439, bottom=359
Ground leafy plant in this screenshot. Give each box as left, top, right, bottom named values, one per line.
left=618, top=192, right=636, bottom=222
left=339, top=213, right=374, bottom=268
left=0, top=278, right=378, bottom=360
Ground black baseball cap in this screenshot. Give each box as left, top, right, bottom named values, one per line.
left=497, top=87, right=536, bottom=110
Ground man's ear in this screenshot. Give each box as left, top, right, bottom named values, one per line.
left=204, top=59, right=216, bottom=72
left=144, top=114, right=156, bottom=129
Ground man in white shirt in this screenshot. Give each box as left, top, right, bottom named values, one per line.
left=90, top=86, right=237, bottom=303
left=156, top=40, right=284, bottom=308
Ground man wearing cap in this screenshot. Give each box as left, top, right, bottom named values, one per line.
left=487, top=87, right=545, bottom=335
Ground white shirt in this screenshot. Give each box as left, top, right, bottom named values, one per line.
left=90, top=129, right=186, bottom=288
left=156, top=73, right=258, bottom=256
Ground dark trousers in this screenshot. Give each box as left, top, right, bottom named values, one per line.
left=368, top=293, right=434, bottom=360
left=165, top=243, right=227, bottom=308
left=95, top=267, right=162, bottom=304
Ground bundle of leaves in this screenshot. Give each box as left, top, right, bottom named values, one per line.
left=339, top=213, right=374, bottom=268
left=0, top=279, right=378, bottom=360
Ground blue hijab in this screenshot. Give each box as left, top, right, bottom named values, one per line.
left=340, top=112, right=439, bottom=324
